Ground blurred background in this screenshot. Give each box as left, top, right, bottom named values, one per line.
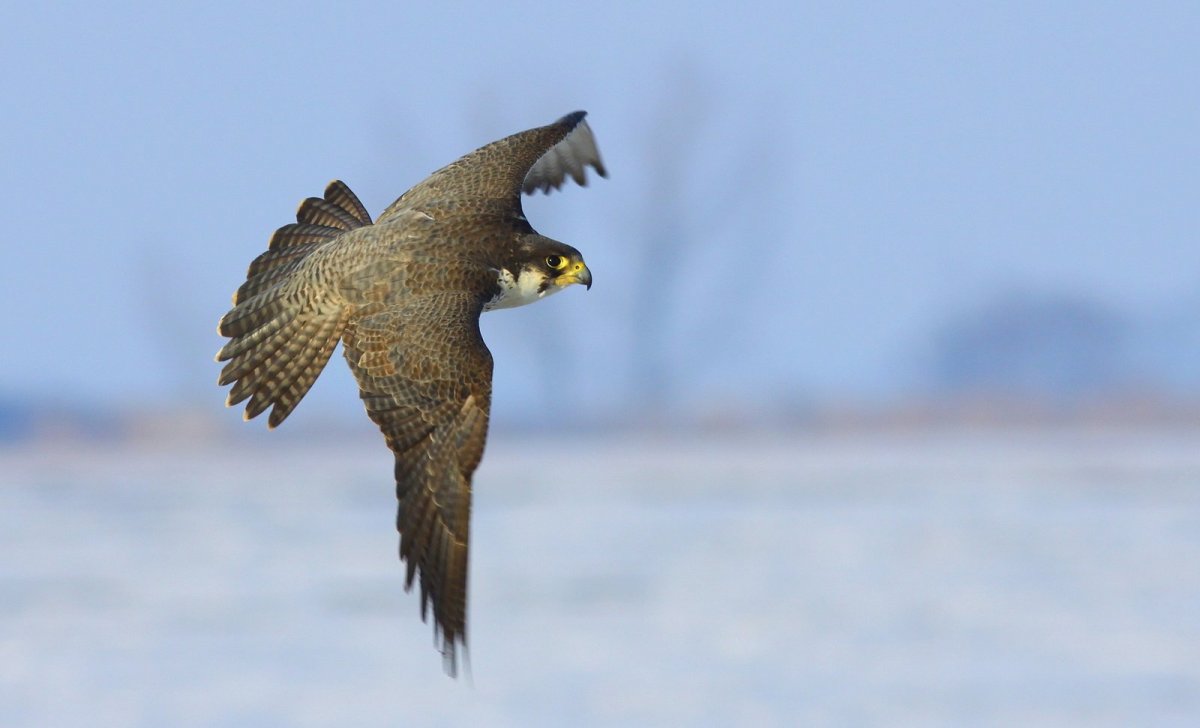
left=2, top=2, right=1198, bottom=726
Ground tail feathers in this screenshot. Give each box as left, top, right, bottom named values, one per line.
left=217, top=305, right=299, bottom=383
left=296, top=196, right=363, bottom=230
left=217, top=303, right=348, bottom=428
left=218, top=295, right=289, bottom=339
left=236, top=241, right=325, bottom=304
left=231, top=181, right=372, bottom=306
left=217, top=181, right=371, bottom=427
left=215, top=310, right=291, bottom=362
left=267, top=223, right=342, bottom=252
left=309, top=180, right=373, bottom=228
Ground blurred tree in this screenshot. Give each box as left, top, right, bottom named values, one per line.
left=136, top=242, right=218, bottom=408
left=625, top=62, right=787, bottom=420
left=930, top=288, right=1130, bottom=400
left=1126, top=282, right=1200, bottom=394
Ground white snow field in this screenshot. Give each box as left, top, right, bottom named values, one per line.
left=2, top=429, right=1199, bottom=726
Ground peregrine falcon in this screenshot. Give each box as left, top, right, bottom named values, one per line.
left=215, top=112, right=605, bottom=674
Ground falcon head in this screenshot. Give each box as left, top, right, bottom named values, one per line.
left=488, top=239, right=592, bottom=311
left=532, top=244, right=592, bottom=292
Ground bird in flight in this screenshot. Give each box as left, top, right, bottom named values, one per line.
left=215, top=112, right=606, bottom=674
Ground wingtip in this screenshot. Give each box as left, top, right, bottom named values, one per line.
left=557, top=110, right=587, bottom=127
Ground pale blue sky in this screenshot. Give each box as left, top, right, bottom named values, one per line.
left=3, top=1, right=1197, bottom=424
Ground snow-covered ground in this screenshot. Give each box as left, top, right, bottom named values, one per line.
left=2, top=429, right=1199, bottom=726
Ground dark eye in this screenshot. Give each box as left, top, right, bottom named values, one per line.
left=545, top=255, right=566, bottom=270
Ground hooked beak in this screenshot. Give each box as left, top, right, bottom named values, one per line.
left=556, top=260, right=592, bottom=290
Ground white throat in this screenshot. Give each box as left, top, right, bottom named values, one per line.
left=484, top=267, right=561, bottom=311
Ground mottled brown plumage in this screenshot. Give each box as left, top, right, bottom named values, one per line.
left=215, top=112, right=605, bottom=674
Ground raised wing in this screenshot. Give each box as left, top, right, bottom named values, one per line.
left=341, top=292, right=493, bottom=675
left=521, top=115, right=607, bottom=194
left=376, top=110, right=607, bottom=222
